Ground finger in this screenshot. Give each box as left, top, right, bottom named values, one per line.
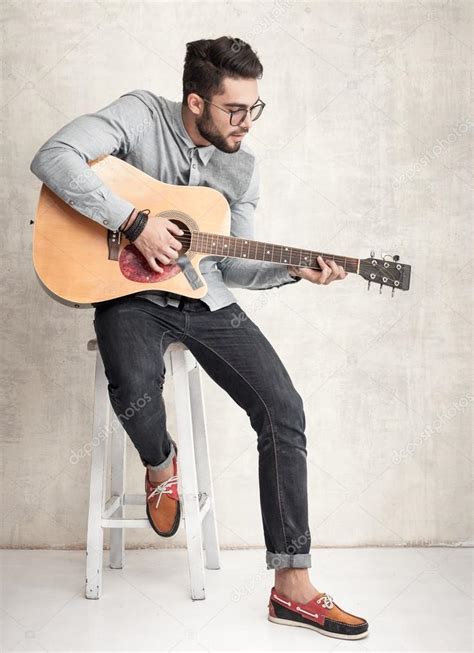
left=329, top=259, right=346, bottom=282
left=338, top=265, right=348, bottom=279
left=165, top=246, right=180, bottom=260
left=167, top=221, right=185, bottom=236
left=323, top=257, right=336, bottom=276
left=316, top=256, right=329, bottom=284
left=318, top=267, right=331, bottom=285
left=168, top=236, right=183, bottom=251
left=325, top=260, right=340, bottom=283
left=147, top=257, right=162, bottom=273
left=155, top=252, right=172, bottom=265
left=317, top=255, right=329, bottom=269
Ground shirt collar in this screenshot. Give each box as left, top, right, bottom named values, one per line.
left=171, top=100, right=215, bottom=166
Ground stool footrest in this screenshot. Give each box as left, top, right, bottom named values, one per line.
left=102, top=518, right=151, bottom=528
left=102, top=493, right=212, bottom=526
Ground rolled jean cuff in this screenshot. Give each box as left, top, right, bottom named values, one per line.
left=143, top=439, right=177, bottom=471
left=266, top=551, right=312, bottom=570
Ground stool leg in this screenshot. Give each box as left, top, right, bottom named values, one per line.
left=188, top=363, right=221, bottom=570
left=171, top=348, right=206, bottom=600
left=110, top=422, right=126, bottom=569
left=85, top=351, right=109, bottom=599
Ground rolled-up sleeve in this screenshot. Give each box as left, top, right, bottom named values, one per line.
left=216, top=157, right=301, bottom=289
left=29, top=91, right=153, bottom=231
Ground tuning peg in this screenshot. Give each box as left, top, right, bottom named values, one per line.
left=379, top=283, right=383, bottom=294
left=370, top=250, right=375, bottom=258
left=367, top=280, right=371, bottom=291
left=392, top=287, right=395, bottom=298
left=393, top=254, right=400, bottom=261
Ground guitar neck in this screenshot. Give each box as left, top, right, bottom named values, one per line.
left=191, top=232, right=360, bottom=273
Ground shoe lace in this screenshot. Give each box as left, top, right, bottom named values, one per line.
left=147, top=475, right=178, bottom=510
left=316, top=593, right=334, bottom=609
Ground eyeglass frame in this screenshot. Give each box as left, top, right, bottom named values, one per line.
left=200, top=96, right=266, bottom=126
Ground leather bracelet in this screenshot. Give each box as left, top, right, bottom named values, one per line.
left=122, top=209, right=150, bottom=242
left=119, top=208, right=136, bottom=233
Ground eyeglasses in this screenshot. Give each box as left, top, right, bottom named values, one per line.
left=201, top=97, right=265, bottom=126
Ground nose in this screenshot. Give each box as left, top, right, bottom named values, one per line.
left=240, top=111, right=253, bottom=131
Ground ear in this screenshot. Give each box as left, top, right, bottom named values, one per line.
left=186, top=93, right=204, bottom=117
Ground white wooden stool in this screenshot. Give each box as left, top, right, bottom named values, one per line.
left=85, top=338, right=221, bottom=601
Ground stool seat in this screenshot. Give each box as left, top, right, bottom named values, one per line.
left=85, top=337, right=221, bottom=600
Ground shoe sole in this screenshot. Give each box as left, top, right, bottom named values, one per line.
left=146, top=499, right=181, bottom=538
left=268, top=614, right=369, bottom=640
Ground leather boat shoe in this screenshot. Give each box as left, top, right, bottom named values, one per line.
left=145, top=444, right=181, bottom=538
left=268, top=586, right=369, bottom=640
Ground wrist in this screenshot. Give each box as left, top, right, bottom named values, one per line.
left=120, top=208, right=139, bottom=232
left=287, top=265, right=301, bottom=279
left=121, top=208, right=150, bottom=242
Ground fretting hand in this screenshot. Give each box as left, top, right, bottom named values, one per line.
left=288, top=255, right=348, bottom=285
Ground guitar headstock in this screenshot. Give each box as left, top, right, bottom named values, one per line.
left=359, top=252, right=411, bottom=296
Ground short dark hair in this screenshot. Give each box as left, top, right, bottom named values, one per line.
left=182, top=36, right=263, bottom=105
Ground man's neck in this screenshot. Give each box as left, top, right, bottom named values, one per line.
left=181, top=104, right=211, bottom=147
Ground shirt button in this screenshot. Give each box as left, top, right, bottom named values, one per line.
left=192, top=163, right=196, bottom=169
left=103, top=219, right=109, bottom=225
left=68, top=199, right=75, bottom=205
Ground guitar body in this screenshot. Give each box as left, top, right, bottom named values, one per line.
left=32, top=155, right=231, bottom=305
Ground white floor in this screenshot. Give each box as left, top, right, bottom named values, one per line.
left=1, top=547, right=472, bottom=652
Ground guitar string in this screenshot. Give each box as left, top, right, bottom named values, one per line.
left=130, top=233, right=360, bottom=268
left=123, top=233, right=404, bottom=279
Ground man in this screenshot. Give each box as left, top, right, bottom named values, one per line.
left=30, top=36, right=368, bottom=640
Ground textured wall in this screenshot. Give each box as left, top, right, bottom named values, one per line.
left=1, top=0, right=472, bottom=549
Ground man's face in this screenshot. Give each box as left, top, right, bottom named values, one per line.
left=194, top=77, right=259, bottom=154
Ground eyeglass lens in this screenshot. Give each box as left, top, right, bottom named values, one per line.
left=231, top=103, right=264, bottom=125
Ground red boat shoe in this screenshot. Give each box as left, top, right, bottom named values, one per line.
left=268, top=586, right=369, bottom=640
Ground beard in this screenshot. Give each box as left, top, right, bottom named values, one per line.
left=195, top=105, right=246, bottom=153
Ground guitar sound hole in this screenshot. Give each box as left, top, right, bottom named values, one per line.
left=169, top=219, right=192, bottom=256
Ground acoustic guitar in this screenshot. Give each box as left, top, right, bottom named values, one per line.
left=32, top=155, right=411, bottom=307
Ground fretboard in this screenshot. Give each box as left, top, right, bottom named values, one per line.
left=191, top=232, right=359, bottom=273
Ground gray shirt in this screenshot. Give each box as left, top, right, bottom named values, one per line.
left=30, top=89, right=300, bottom=310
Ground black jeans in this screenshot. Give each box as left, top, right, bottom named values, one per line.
left=93, top=294, right=311, bottom=570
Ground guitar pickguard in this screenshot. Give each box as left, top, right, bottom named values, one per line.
left=119, top=243, right=181, bottom=282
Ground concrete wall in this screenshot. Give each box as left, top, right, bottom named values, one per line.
left=1, top=0, right=472, bottom=549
